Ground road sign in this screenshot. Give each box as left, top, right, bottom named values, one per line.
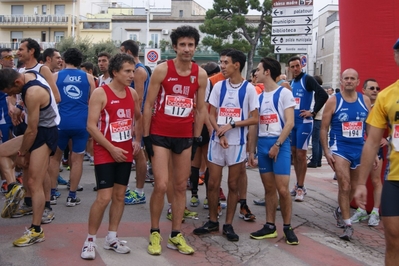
left=145, top=48, right=161, bottom=71
left=274, top=45, right=308, bottom=54
left=272, top=25, right=312, bottom=36
left=272, top=6, right=313, bottom=17
left=272, top=16, right=312, bottom=26
left=272, top=0, right=313, bottom=7
left=271, top=35, right=312, bottom=45
left=301, top=55, right=307, bottom=67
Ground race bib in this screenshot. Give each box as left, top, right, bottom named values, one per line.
left=392, top=124, right=399, bottom=151
left=294, top=97, right=300, bottom=110
left=164, top=95, right=193, bottom=117
left=110, top=119, right=132, bottom=142
left=342, top=121, right=363, bottom=138
left=259, top=114, right=280, bottom=133
left=217, top=107, right=242, bottom=125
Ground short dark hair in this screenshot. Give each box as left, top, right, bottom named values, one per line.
left=260, top=57, right=281, bottom=81
left=226, top=49, right=246, bottom=72
left=0, top=68, right=20, bottom=91
left=80, top=61, right=94, bottom=71
left=98, top=51, right=111, bottom=59
left=20, top=38, right=41, bottom=60
left=43, top=48, right=59, bottom=62
left=220, top=48, right=234, bottom=56
left=335, top=88, right=340, bottom=93
left=314, top=75, right=323, bottom=85
left=121, top=40, right=139, bottom=57
left=287, top=56, right=301, bottom=65
left=170, top=25, right=200, bottom=47
left=108, top=54, right=135, bottom=79
left=63, top=48, right=83, bottom=67
left=0, top=48, right=12, bottom=57
left=363, top=78, right=377, bottom=89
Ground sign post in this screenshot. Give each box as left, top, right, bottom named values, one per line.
left=144, top=48, right=161, bottom=71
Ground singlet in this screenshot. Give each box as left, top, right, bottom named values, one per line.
left=130, top=62, right=150, bottom=112
left=94, top=84, right=134, bottom=164
left=21, top=71, right=60, bottom=127
left=291, top=73, right=313, bottom=124
left=0, top=92, right=11, bottom=126
left=19, top=63, right=43, bottom=74
left=150, top=60, right=199, bottom=138
left=209, top=79, right=259, bottom=145
left=329, top=92, right=368, bottom=149
left=98, top=75, right=112, bottom=86
left=258, top=86, right=295, bottom=137
left=56, top=69, right=90, bottom=130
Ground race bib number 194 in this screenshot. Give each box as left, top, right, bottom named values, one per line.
left=342, top=121, right=363, bottom=138
left=164, top=95, right=193, bottom=117
left=110, top=119, right=132, bottom=142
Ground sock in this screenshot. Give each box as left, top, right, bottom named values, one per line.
left=86, top=234, right=96, bottom=242
left=24, top=197, right=32, bottom=207
left=343, top=219, right=351, bottom=226
left=45, top=201, right=51, bottom=210
left=107, top=231, right=117, bottom=241
left=266, top=222, right=275, bottom=228
left=239, top=199, right=247, bottom=208
left=297, top=185, right=304, bottom=189
left=135, top=188, right=144, bottom=195
left=372, top=207, right=379, bottom=213
left=30, top=224, right=41, bottom=233
left=199, top=171, right=205, bottom=177
left=337, top=207, right=341, bottom=213
left=190, top=166, right=199, bottom=195
left=150, top=228, right=160, bottom=234
left=283, top=224, right=291, bottom=229
left=69, top=191, right=77, bottom=199
left=171, top=230, right=180, bottom=238
left=51, top=188, right=57, bottom=196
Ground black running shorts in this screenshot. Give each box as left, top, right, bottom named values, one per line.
left=381, top=180, right=399, bottom=216
left=150, top=134, right=192, bottom=154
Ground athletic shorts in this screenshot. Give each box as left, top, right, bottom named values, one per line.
left=0, top=123, right=12, bottom=142
left=94, top=162, right=132, bottom=190
left=207, top=139, right=246, bottom=167
left=199, top=124, right=210, bottom=147
left=58, top=128, right=89, bottom=153
left=257, top=137, right=291, bottom=175
left=150, top=134, right=192, bottom=154
left=291, top=122, right=313, bottom=150
left=29, top=126, right=58, bottom=156
left=331, top=145, right=362, bottom=169
left=381, top=180, right=399, bottom=216
left=12, top=122, right=27, bottom=137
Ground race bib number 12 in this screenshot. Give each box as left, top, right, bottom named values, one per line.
left=217, top=107, right=242, bottom=125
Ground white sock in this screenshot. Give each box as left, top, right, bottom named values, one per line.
left=343, top=219, right=351, bottom=226
left=107, top=231, right=117, bottom=241
left=372, top=207, right=379, bottom=213
left=135, top=188, right=144, bottom=195
left=338, top=207, right=341, bottom=213
left=86, top=234, right=96, bottom=242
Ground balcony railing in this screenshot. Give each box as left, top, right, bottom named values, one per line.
left=0, top=42, right=57, bottom=50
left=0, top=15, right=70, bottom=24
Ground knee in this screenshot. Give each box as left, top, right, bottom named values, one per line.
left=96, top=194, right=112, bottom=207
left=153, top=181, right=167, bottom=195
left=174, top=182, right=187, bottom=193
left=277, top=186, right=289, bottom=198
left=339, top=182, right=351, bottom=194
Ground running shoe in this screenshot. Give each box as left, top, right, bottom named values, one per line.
left=223, top=224, right=239, bottom=241
left=54, top=191, right=61, bottom=198
left=124, top=190, right=146, bottom=205
left=83, top=153, right=90, bottom=161
left=50, top=195, right=57, bottom=205
left=203, top=198, right=209, bottom=209
left=253, top=198, right=265, bottom=206
left=62, top=159, right=69, bottom=167
left=104, top=236, right=131, bottom=254
left=1, top=183, right=25, bottom=218
left=339, top=225, right=354, bottom=241
left=12, top=203, right=33, bottom=218
left=13, top=227, right=45, bottom=247
left=239, top=204, right=256, bottom=221
left=291, top=185, right=307, bottom=196
left=166, top=209, right=185, bottom=222
left=294, top=188, right=305, bottom=202
left=89, top=157, right=94, bottom=166
left=219, top=187, right=226, bottom=201
left=41, top=208, right=55, bottom=224
left=350, top=208, right=368, bottom=223
left=250, top=224, right=278, bottom=240
left=193, top=220, right=219, bottom=235
left=66, top=196, right=81, bottom=207
left=368, top=211, right=380, bottom=226
left=167, top=233, right=194, bottom=255
left=57, top=175, right=68, bottom=185
left=67, top=181, right=83, bottom=191
left=207, top=205, right=223, bottom=219
left=148, top=231, right=162, bottom=255
left=184, top=207, right=198, bottom=219
left=145, top=172, right=154, bottom=183
left=1, top=181, right=8, bottom=193
left=283, top=226, right=299, bottom=245
left=81, top=238, right=96, bottom=260
left=190, top=196, right=200, bottom=207
left=16, top=176, right=23, bottom=185
left=333, top=207, right=345, bottom=228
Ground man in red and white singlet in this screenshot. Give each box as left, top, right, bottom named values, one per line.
left=143, top=25, right=208, bottom=256
left=80, top=54, right=142, bottom=260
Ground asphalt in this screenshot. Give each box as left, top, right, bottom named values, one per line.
left=0, top=158, right=385, bottom=266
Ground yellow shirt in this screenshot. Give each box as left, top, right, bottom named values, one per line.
left=366, top=79, right=399, bottom=180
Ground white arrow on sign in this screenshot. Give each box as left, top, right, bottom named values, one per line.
left=274, top=45, right=308, bottom=54
left=272, top=16, right=312, bottom=26
left=272, top=6, right=314, bottom=17
left=272, top=25, right=312, bottom=36
left=271, top=35, right=312, bottom=45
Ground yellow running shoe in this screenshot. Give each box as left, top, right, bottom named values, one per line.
left=1, top=183, right=25, bottom=218
left=184, top=208, right=198, bottom=219
left=167, top=233, right=194, bottom=255
left=13, top=227, right=45, bottom=247
left=147, top=231, right=162, bottom=255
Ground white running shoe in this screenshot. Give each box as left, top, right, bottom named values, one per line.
left=81, top=240, right=96, bottom=260
left=103, top=236, right=131, bottom=254
left=294, top=188, right=305, bottom=202
left=350, top=208, right=368, bottom=223
left=368, top=211, right=380, bottom=226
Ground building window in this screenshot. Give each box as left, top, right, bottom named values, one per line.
left=54, top=31, right=64, bottom=42
left=42, top=5, right=47, bottom=15
left=11, top=31, right=23, bottom=50
left=83, top=22, right=110, bottom=29
left=55, top=5, right=65, bottom=15
left=11, top=5, right=24, bottom=15
left=321, top=37, right=325, bottom=49
left=128, top=33, right=138, bottom=41
left=179, top=10, right=183, bottom=18
left=150, top=33, right=159, bottom=48
left=320, top=63, right=323, bottom=75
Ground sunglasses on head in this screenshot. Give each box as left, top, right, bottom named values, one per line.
left=368, top=86, right=380, bottom=91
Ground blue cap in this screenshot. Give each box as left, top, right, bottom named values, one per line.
left=394, top=38, right=399, bottom=49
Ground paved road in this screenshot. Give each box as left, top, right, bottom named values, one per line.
left=0, top=159, right=385, bottom=266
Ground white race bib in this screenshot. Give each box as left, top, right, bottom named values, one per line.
left=217, top=107, right=242, bottom=125
left=392, top=124, right=399, bottom=151
left=259, top=113, right=280, bottom=133
left=294, top=97, right=301, bottom=110
left=110, top=119, right=132, bottom=142
left=164, top=95, right=193, bottom=117
left=342, top=121, right=363, bottom=138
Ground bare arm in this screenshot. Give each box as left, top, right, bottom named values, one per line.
left=87, top=73, right=96, bottom=96
left=133, top=67, right=147, bottom=109
left=320, top=96, right=336, bottom=171
left=130, top=88, right=142, bottom=155
left=193, top=68, right=208, bottom=137
left=41, top=66, right=60, bottom=103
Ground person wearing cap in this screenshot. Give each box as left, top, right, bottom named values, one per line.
left=354, top=38, right=399, bottom=265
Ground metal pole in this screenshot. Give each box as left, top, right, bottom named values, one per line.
left=72, top=0, right=76, bottom=38
left=146, top=0, right=150, bottom=48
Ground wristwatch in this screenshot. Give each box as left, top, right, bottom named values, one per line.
left=194, top=136, right=203, bottom=143
left=274, top=141, right=282, bottom=148
left=230, top=120, right=236, bottom=128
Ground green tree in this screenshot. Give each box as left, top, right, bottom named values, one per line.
left=199, top=0, right=273, bottom=78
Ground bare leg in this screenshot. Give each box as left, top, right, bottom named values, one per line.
left=225, top=162, right=245, bottom=224
left=88, top=187, right=112, bottom=235
left=108, top=184, right=127, bottom=231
